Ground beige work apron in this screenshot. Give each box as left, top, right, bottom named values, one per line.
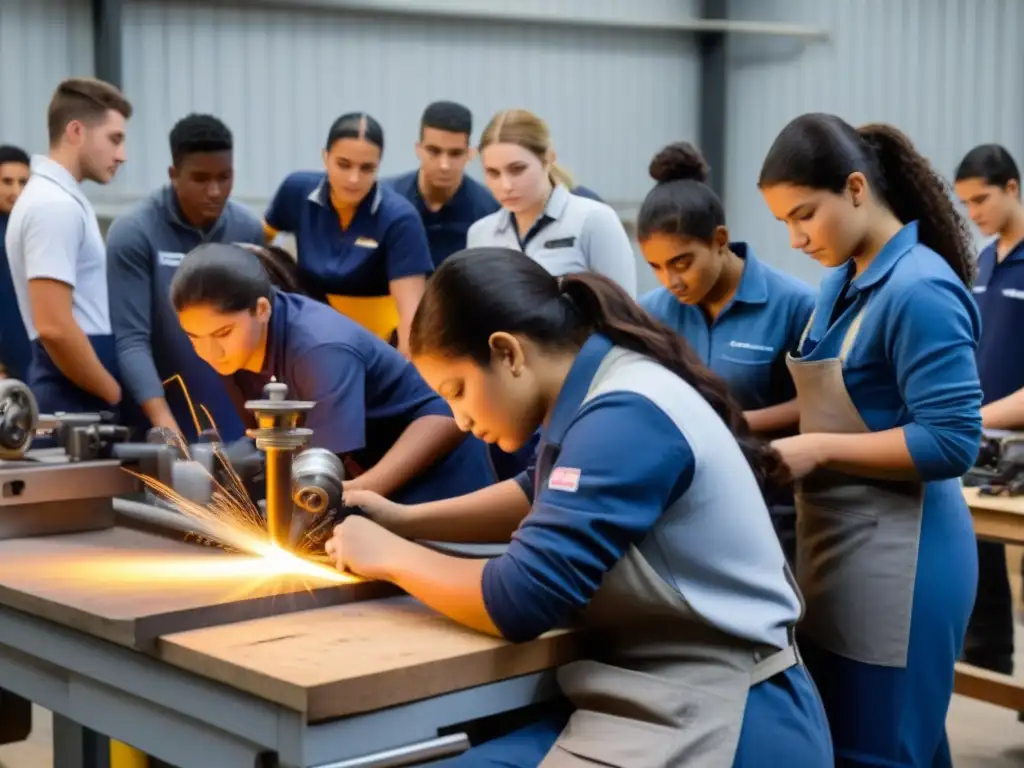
left=531, top=444, right=801, bottom=767
left=785, top=305, right=923, bottom=668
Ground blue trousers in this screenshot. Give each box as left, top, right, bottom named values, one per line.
left=802, top=487, right=978, bottom=767
left=435, top=665, right=833, bottom=767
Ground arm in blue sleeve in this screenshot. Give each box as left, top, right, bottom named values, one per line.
left=289, top=344, right=367, bottom=455
left=264, top=174, right=303, bottom=233
left=888, top=277, right=983, bottom=479
left=482, top=393, right=695, bottom=642
left=384, top=211, right=434, bottom=281
left=106, top=219, right=165, bottom=404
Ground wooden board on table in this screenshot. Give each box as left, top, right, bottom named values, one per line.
left=964, top=486, right=1024, bottom=545
left=159, top=595, right=580, bottom=721
left=0, top=527, right=398, bottom=651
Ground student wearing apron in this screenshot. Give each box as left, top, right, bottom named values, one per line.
left=759, top=114, right=982, bottom=766
left=953, top=144, right=1024, bottom=681
left=637, top=142, right=815, bottom=564
left=263, top=113, right=433, bottom=355
left=5, top=79, right=134, bottom=417
left=107, top=114, right=263, bottom=442
left=330, top=248, right=833, bottom=767
left=169, top=243, right=494, bottom=505
left=0, top=146, right=32, bottom=381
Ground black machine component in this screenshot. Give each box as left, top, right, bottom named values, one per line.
left=964, top=433, right=1024, bottom=496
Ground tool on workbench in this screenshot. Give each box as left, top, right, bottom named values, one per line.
left=964, top=431, right=1024, bottom=496
left=245, top=380, right=315, bottom=548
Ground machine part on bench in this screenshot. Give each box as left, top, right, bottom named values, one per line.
left=965, top=433, right=1024, bottom=496
left=0, top=379, right=39, bottom=460
left=245, top=381, right=315, bottom=549
left=312, top=733, right=470, bottom=768
left=292, top=447, right=346, bottom=515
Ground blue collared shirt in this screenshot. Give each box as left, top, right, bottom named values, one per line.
left=384, top=171, right=499, bottom=268
left=264, top=172, right=433, bottom=298
left=798, top=221, right=982, bottom=480
left=972, top=238, right=1024, bottom=405
left=641, top=243, right=814, bottom=411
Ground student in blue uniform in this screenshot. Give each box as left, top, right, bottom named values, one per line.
left=108, top=114, right=263, bottom=442
left=385, top=101, right=499, bottom=268
left=331, top=248, right=833, bottom=768
left=954, top=144, right=1024, bottom=683
left=0, top=146, right=32, bottom=381
left=263, top=113, right=433, bottom=355
left=637, top=141, right=815, bottom=564
left=758, top=113, right=982, bottom=767
left=169, top=242, right=494, bottom=504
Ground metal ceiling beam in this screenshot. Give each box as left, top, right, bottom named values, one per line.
left=92, top=0, right=124, bottom=89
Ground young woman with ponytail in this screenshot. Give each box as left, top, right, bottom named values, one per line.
left=758, top=113, right=983, bottom=766
left=329, top=248, right=833, bottom=767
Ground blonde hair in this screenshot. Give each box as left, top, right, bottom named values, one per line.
left=479, top=108, right=575, bottom=189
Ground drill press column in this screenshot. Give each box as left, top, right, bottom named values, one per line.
left=244, top=381, right=315, bottom=548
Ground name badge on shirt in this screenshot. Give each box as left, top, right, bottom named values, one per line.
left=354, top=237, right=379, bottom=249
left=544, top=236, right=576, bottom=249
left=549, top=467, right=581, bottom=493
left=158, top=251, right=185, bottom=268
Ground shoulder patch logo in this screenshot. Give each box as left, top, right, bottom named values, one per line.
left=548, top=467, right=581, bottom=493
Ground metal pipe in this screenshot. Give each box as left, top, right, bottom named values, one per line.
left=264, top=447, right=293, bottom=548
left=312, top=733, right=470, bottom=768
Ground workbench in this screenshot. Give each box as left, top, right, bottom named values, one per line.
left=0, top=525, right=578, bottom=768
left=956, top=487, right=1024, bottom=711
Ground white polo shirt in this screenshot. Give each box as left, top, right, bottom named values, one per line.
left=467, top=184, right=638, bottom=297
left=4, top=155, right=111, bottom=340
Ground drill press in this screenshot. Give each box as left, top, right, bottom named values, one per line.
left=245, top=380, right=315, bottom=548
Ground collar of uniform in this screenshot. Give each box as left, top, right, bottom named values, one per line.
left=730, top=242, right=768, bottom=305
left=495, top=184, right=571, bottom=234
left=30, top=155, right=84, bottom=200
left=160, top=185, right=227, bottom=237
left=307, top=176, right=382, bottom=215
left=849, top=220, right=919, bottom=293
left=543, top=332, right=615, bottom=446
left=983, top=236, right=1024, bottom=265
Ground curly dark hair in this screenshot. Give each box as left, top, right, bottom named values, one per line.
left=758, top=113, right=975, bottom=285
left=410, top=248, right=791, bottom=495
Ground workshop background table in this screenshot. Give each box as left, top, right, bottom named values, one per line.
left=957, top=487, right=1024, bottom=712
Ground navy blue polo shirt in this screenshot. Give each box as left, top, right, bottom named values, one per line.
left=227, top=291, right=449, bottom=473
left=0, top=213, right=31, bottom=380
left=264, top=172, right=433, bottom=300
left=385, top=171, right=499, bottom=268
left=973, top=239, right=1024, bottom=404
left=640, top=243, right=815, bottom=411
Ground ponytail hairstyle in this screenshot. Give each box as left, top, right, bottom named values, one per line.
left=638, top=141, right=725, bottom=243
left=325, top=112, right=385, bottom=154
left=410, top=248, right=791, bottom=494
left=758, top=113, right=975, bottom=285
left=479, top=108, right=576, bottom=189
left=170, top=242, right=304, bottom=314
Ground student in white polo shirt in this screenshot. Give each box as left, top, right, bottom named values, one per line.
left=467, top=109, right=637, bottom=297
left=5, top=78, right=131, bottom=415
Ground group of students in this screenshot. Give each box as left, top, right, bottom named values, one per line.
left=2, top=75, right=1024, bottom=767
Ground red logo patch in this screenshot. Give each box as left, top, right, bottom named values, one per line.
left=548, top=467, right=581, bottom=493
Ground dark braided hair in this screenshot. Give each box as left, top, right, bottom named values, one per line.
left=758, top=113, right=975, bottom=285
left=409, top=248, right=791, bottom=494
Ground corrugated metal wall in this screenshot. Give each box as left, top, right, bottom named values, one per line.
left=724, top=0, right=1024, bottom=284
left=0, top=0, right=94, bottom=149
left=113, top=0, right=702, bottom=212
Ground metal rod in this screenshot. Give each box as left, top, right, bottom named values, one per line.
left=313, top=733, right=470, bottom=768
left=264, top=447, right=292, bottom=548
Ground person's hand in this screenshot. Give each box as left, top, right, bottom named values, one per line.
left=103, top=378, right=122, bottom=407
left=342, top=488, right=409, bottom=532
left=325, top=515, right=397, bottom=581
left=771, top=434, right=825, bottom=480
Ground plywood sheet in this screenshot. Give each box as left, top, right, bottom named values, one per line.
left=965, top=487, right=1024, bottom=546
left=159, top=596, right=579, bottom=720
left=0, top=527, right=398, bottom=650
